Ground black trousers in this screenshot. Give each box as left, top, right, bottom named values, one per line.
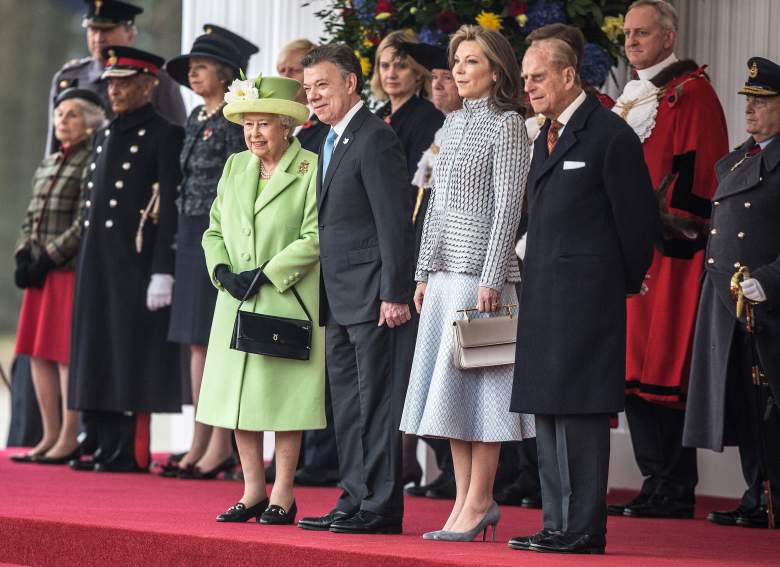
left=726, top=326, right=780, bottom=510
left=298, top=370, right=340, bottom=479
left=327, top=320, right=404, bottom=517
left=536, top=413, right=610, bottom=535
left=625, top=395, right=698, bottom=501
left=87, top=411, right=150, bottom=469
left=496, top=439, right=540, bottom=492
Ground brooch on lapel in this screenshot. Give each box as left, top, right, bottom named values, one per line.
left=298, top=160, right=310, bottom=174
left=202, top=128, right=214, bottom=141
left=301, top=118, right=318, bottom=129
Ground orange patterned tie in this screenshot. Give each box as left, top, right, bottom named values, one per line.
left=547, top=119, right=562, bottom=155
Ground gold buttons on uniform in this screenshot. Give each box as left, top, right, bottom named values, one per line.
left=122, top=162, right=131, bottom=170
left=738, top=232, right=745, bottom=239
left=87, top=181, right=93, bottom=188
left=59, top=79, right=69, bottom=89
left=109, top=199, right=118, bottom=208
left=130, top=145, right=139, bottom=153
left=710, top=228, right=717, bottom=235
left=138, top=129, right=146, bottom=136
left=115, top=180, right=124, bottom=189
left=84, top=220, right=90, bottom=227
left=708, top=258, right=715, bottom=264
left=90, top=163, right=96, bottom=171
left=744, top=202, right=752, bottom=208
left=105, top=220, right=114, bottom=228
left=713, top=201, right=720, bottom=206
left=734, top=262, right=741, bottom=268
left=85, top=200, right=91, bottom=207
left=96, top=146, right=102, bottom=153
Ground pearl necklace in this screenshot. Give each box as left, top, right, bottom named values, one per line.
left=197, top=101, right=225, bottom=122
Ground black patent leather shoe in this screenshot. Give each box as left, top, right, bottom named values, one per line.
left=736, top=507, right=769, bottom=528
left=69, top=457, right=99, bottom=471
left=329, top=510, right=402, bottom=534
left=530, top=532, right=606, bottom=554
left=10, top=452, right=43, bottom=463
left=259, top=501, right=297, bottom=525
left=623, top=495, right=694, bottom=519
left=179, top=456, right=237, bottom=480
left=708, top=506, right=747, bottom=526
left=298, top=510, right=353, bottom=531
left=216, top=499, right=269, bottom=523
left=607, top=492, right=650, bottom=516
left=508, top=528, right=560, bottom=551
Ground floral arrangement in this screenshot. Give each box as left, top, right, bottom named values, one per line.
left=311, top=0, right=633, bottom=88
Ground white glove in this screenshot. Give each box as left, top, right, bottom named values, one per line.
left=740, top=278, right=767, bottom=303
left=515, top=234, right=527, bottom=260
left=147, top=273, right=175, bottom=311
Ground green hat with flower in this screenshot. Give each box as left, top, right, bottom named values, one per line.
left=223, top=74, right=309, bottom=126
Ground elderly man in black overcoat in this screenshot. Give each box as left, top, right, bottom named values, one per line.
left=68, top=46, right=183, bottom=473
left=683, top=57, right=780, bottom=529
left=509, top=38, right=658, bottom=554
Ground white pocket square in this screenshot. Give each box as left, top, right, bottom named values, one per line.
left=563, top=160, right=586, bottom=170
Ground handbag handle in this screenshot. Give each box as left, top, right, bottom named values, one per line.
left=236, top=265, right=313, bottom=323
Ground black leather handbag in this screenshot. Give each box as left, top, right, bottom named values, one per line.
left=230, top=270, right=313, bottom=360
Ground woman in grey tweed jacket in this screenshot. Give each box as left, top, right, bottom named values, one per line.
left=400, top=26, right=534, bottom=541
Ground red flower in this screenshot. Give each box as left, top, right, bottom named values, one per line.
left=508, top=1, right=527, bottom=17
left=436, top=10, right=460, bottom=33
left=374, top=0, right=394, bottom=15
left=301, top=120, right=313, bottom=129
left=368, top=33, right=381, bottom=45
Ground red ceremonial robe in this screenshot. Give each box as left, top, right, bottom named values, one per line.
left=624, top=61, right=728, bottom=407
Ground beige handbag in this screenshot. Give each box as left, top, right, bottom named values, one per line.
left=452, top=304, right=518, bottom=370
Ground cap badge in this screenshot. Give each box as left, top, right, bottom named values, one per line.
left=750, top=61, right=759, bottom=79
left=95, top=0, right=103, bottom=15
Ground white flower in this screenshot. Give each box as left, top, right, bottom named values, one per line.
left=224, top=79, right=259, bottom=103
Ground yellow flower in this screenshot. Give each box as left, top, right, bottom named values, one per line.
left=363, top=38, right=374, bottom=48
left=375, top=11, right=391, bottom=21
left=476, top=10, right=502, bottom=31
left=356, top=53, right=372, bottom=76
left=515, top=14, right=528, bottom=28
left=601, top=15, right=625, bottom=42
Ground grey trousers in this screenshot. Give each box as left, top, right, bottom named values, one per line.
left=535, top=413, right=611, bottom=535
left=326, top=320, right=404, bottom=517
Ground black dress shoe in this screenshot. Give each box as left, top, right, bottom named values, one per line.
left=179, top=456, right=237, bottom=480
left=216, top=499, right=269, bottom=523
left=495, top=480, right=539, bottom=506
left=329, top=510, right=402, bottom=534
left=94, top=460, right=147, bottom=473
left=530, top=532, right=606, bottom=554
left=521, top=494, right=543, bottom=509
left=623, top=495, right=694, bottom=519
left=736, top=507, right=770, bottom=528
left=425, top=473, right=457, bottom=500
left=69, top=457, right=99, bottom=471
left=607, top=492, right=650, bottom=516
left=259, top=501, right=297, bottom=525
left=298, top=510, right=353, bottom=531
left=406, top=471, right=448, bottom=497
left=36, top=446, right=84, bottom=465
left=508, top=528, right=559, bottom=551
left=10, top=452, right=42, bottom=463
left=707, top=506, right=747, bottom=526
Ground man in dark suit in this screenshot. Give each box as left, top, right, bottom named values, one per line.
left=297, top=44, right=415, bottom=534
left=509, top=39, right=658, bottom=554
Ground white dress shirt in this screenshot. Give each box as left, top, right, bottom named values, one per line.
left=636, top=53, right=679, bottom=81
left=556, top=89, right=587, bottom=136
left=330, top=100, right=364, bottom=145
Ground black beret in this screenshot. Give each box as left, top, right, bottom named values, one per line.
left=55, top=87, right=106, bottom=110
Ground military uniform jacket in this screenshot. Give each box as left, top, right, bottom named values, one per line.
left=684, top=136, right=780, bottom=451
left=47, top=56, right=186, bottom=155
left=68, top=104, right=184, bottom=413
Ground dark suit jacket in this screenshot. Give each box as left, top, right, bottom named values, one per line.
left=296, top=113, right=329, bottom=154
left=317, top=105, right=415, bottom=326
left=511, top=94, right=659, bottom=415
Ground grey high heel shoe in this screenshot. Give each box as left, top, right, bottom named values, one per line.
left=422, top=530, right=443, bottom=540
left=434, top=502, right=500, bottom=542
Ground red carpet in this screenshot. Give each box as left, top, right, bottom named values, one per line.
left=0, top=450, right=777, bottom=566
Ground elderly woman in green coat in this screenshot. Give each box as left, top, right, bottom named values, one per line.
left=197, top=75, right=324, bottom=525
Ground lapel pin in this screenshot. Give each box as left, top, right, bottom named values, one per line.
left=342, top=137, right=350, bottom=144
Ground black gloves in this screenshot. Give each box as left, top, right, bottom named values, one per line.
left=14, top=250, right=54, bottom=289
left=215, top=265, right=270, bottom=301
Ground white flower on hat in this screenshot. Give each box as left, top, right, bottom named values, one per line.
left=224, top=79, right=259, bottom=103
